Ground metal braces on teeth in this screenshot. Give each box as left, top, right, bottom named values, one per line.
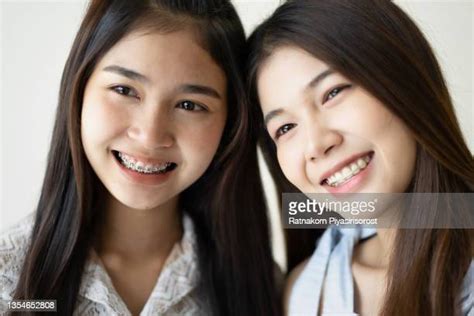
left=117, top=152, right=170, bottom=174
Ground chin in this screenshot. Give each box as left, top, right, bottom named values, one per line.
left=126, top=200, right=165, bottom=211
left=109, top=189, right=168, bottom=210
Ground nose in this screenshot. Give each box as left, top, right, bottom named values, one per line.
left=127, top=107, right=175, bottom=150
left=303, top=116, right=342, bottom=162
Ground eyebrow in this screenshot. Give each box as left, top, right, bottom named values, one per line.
left=306, top=68, right=334, bottom=90
left=103, top=65, right=150, bottom=83
left=177, top=84, right=222, bottom=100
left=103, top=65, right=221, bottom=99
left=263, top=68, right=334, bottom=127
left=264, top=109, right=284, bottom=127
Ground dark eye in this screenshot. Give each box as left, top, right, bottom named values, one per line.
left=275, top=123, right=296, bottom=139
left=111, top=85, right=139, bottom=98
left=177, top=100, right=206, bottom=111
left=323, top=84, right=351, bottom=103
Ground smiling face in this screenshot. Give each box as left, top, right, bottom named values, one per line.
left=81, top=29, right=227, bottom=210
left=257, top=46, right=417, bottom=194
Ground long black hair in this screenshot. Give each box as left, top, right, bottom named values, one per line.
left=247, top=0, right=473, bottom=315
left=14, top=1, right=280, bottom=315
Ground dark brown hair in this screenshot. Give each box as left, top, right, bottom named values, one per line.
left=13, top=1, right=280, bottom=315
left=246, top=0, right=473, bottom=315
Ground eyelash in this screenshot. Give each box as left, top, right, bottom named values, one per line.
left=111, top=86, right=207, bottom=112
left=275, top=123, right=296, bottom=140
left=176, top=100, right=207, bottom=112
left=273, top=84, right=352, bottom=140
left=323, top=84, right=352, bottom=103
left=111, top=85, right=139, bottom=99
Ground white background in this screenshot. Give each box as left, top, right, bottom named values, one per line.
left=1, top=0, right=473, bottom=269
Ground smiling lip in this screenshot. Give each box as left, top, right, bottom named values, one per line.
left=319, top=151, right=374, bottom=184
left=323, top=160, right=373, bottom=194
left=113, top=150, right=174, bottom=166
left=112, top=150, right=177, bottom=186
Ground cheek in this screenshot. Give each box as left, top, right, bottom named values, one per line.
left=330, top=93, right=410, bottom=160
left=81, top=92, right=128, bottom=149
left=277, top=140, right=306, bottom=187
left=332, top=95, right=393, bottom=139
left=357, top=100, right=417, bottom=183
left=378, top=117, right=417, bottom=190
left=178, top=113, right=226, bottom=166
left=337, top=94, right=417, bottom=190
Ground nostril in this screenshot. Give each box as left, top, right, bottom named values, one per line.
left=324, top=145, right=335, bottom=155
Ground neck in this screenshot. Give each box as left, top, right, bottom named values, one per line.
left=363, top=199, right=404, bottom=268
left=353, top=228, right=396, bottom=270
left=373, top=228, right=396, bottom=268
left=95, top=195, right=182, bottom=263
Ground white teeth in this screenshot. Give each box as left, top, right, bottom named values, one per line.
left=144, top=164, right=155, bottom=173
left=342, top=167, right=351, bottom=177
left=325, top=154, right=372, bottom=187
left=119, top=152, right=136, bottom=164
left=357, top=158, right=367, bottom=168
left=116, top=151, right=171, bottom=174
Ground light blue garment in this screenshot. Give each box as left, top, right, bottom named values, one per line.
left=288, top=225, right=473, bottom=316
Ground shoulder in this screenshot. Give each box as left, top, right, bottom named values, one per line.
left=460, top=261, right=473, bottom=315
left=282, top=226, right=362, bottom=315
left=0, top=213, right=35, bottom=262
left=0, top=214, right=35, bottom=299
left=283, top=257, right=310, bottom=315
left=283, top=227, right=339, bottom=301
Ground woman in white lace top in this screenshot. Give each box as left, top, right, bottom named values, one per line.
left=0, top=1, right=280, bottom=315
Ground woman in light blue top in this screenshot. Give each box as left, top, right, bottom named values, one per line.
left=246, top=0, right=473, bottom=315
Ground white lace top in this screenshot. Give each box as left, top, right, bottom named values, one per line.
left=0, top=213, right=209, bottom=315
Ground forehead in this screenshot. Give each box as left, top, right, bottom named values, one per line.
left=96, top=29, right=226, bottom=89
left=257, top=46, right=328, bottom=111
